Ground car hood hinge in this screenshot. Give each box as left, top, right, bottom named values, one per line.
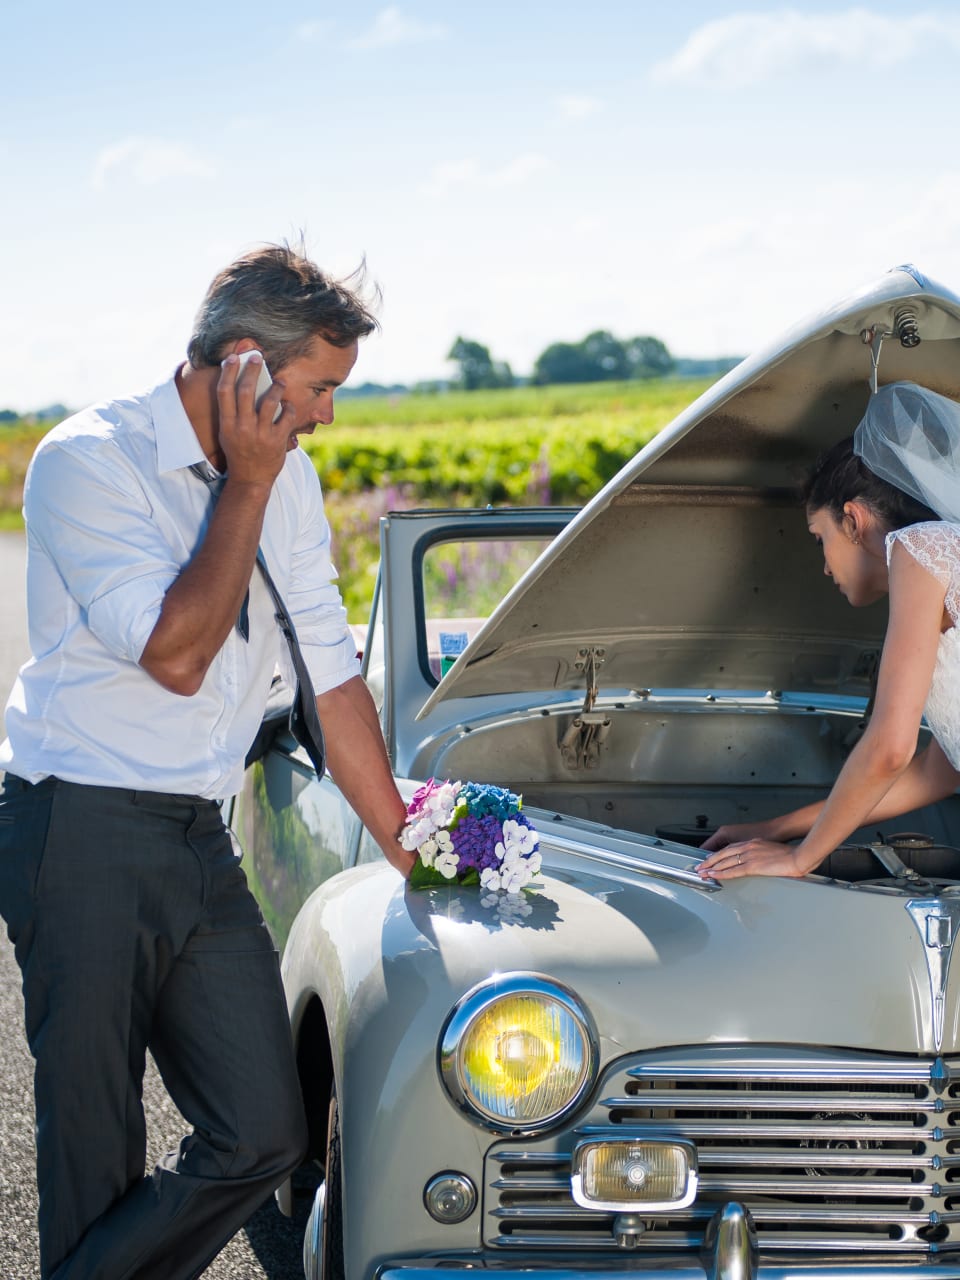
left=559, top=647, right=611, bottom=770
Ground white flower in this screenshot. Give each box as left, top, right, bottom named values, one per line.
left=526, top=851, right=542, bottom=875
left=418, top=837, right=437, bottom=867
left=501, top=819, right=539, bottom=856
left=500, top=844, right=523, bottom=870
left=401, top=807, right=459, bottom=856
left=480, top=866, right=503, bottom=891
left=402, top=816, right=434, bottom=849
left=435, top=850, right=459, bottom=879
left=425, top=781, right=460, bottom=824
left=434, top=829, right=453, bottom=854
left=501, top=864, right=531, bottom=894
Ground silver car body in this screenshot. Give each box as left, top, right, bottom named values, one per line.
left=235, top=265, right=960, bottom=1280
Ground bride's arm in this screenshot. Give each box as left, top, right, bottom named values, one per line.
left=699, top=543, right=948, bottom=878
left=860, top=737, right=960, bottom=822
left=701, top=735, right=960, bottom=853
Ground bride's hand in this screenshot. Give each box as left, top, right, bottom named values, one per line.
left=696, top=838, right=807, bottom=880
left=699, top=820, right=777, bottom=851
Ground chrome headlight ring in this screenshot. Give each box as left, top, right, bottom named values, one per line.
left=438, top=972, right=599, bottom=1135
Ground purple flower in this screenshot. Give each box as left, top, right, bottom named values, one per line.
left=450, top=813, right=505, bottom=872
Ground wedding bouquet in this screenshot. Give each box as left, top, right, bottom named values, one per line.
left=401, top=779, right=541, bottom=892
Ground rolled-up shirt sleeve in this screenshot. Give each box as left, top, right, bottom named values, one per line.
left=26, top=440, right=177, bottom=664
left=284, top=458, right=361, bottom=695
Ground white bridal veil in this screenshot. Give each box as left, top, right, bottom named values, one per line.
left=854, top=382, right=960, bottom=523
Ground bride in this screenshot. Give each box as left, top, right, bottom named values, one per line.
left=697, top=381, right=960, bottom=881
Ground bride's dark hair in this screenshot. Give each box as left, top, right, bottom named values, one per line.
left=802, top=436, right=937, bottom=530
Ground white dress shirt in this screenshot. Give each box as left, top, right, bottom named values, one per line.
left=0, top=371, right=360, bottom=799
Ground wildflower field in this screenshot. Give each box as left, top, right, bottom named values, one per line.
left=0, top=377, right=712, bottom=620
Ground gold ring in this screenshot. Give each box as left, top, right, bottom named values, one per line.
left=737, top=853, right=742, bottom=865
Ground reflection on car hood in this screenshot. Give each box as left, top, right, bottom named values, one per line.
left=419, top=267, right=960, bottom=715
left=302, top=856, right=948, bottom=1055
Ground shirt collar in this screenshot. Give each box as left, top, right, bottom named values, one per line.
left=152, top=366, right=210, bottom=475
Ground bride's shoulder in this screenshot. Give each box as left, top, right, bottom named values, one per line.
left=887, top=522, right=960, bottom=586
left=887, top=521, right=960, bottom=552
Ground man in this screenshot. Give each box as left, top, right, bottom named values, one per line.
left=0, top=244, right=414, bottom=1278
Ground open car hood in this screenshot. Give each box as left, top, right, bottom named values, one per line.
left=419, top=267, right=960, bottom=717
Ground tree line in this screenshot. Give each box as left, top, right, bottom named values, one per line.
left=447, top=329, right=675, bottom=390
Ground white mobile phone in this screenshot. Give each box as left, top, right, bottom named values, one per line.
left=235, top=349, right=282, bottom=421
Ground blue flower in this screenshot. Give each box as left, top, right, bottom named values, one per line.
left=458, top=782, right=521, bottom=822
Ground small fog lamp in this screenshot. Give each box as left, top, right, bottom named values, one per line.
left=423, top=1172, right=478, bottom=1224
left=571, top=1138, right=697, bottom=1211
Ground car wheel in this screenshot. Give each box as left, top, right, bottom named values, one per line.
left=303, top=1088, right=344, bottom=1280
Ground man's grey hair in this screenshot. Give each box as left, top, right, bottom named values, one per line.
left=186, top=242, right=380, bottom=372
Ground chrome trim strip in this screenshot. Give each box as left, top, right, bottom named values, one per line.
left=540, top=831, right=718, bottom=890
left=696, top=1175, right=941, bottom=1198
left=626, top=1060, right=948, bottom=1081
left=704, top=1150, right=955, bottom=1169
left=486, top=1234, right=960, bottom=1253
left=597, top=1121, right=927, bottom=1140
left=606, top=1092, right=933, bottom=1112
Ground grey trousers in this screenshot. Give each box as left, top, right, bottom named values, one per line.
left=0, top=774, right=308, bottom=1280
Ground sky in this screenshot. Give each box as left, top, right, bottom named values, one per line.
left=4, top=1, right=960, bottom=412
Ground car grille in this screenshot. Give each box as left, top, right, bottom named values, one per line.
left=485, top=1047, right=960, bottom=1255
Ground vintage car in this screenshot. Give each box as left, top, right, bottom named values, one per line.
left=231, top=264, right=960, bottom=1280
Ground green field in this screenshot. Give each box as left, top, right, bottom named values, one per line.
left=313, top=378, right=711, bottom=615
left=0, top=377, right=713, bottom=617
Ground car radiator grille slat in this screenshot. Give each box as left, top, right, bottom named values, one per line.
left=484, top=1049, right=960, bottom=1256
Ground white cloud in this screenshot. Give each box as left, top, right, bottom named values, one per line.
left=349, top=6, right=447, bottom=49
left=91, top=138, right=214, bottom=188
left=652, top=8, right=960, bottom=89
left=294, top=19, right=334, bottom=42
left=422, top=153, right=548, bottom=197
left=556, top=94, right=603, bottom=120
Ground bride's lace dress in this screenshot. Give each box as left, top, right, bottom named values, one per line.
left=886, top=521, right=960, bottom=769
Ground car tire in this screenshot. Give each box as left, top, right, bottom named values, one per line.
left=321, top=1088, right=345, bottom=1280
left=304, top=1086, right=345, bottom=1280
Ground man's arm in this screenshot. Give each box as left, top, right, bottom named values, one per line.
left=315, top=675, right=415, bottom=878
left=140, top=356, right=291, bottom=695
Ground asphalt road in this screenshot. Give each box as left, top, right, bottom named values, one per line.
left=0, top=532, right=308, bottom=1277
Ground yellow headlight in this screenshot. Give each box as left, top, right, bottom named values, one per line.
left=440, top=976, right=597, bottom=1131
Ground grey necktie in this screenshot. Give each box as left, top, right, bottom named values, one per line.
left=189, top=463, right=326, bottom=777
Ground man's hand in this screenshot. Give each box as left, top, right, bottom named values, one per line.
left=216, top=353, right=292, bottom=488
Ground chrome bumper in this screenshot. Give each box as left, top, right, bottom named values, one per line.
left=378, top=1202, right=960, bottom=1280
left=380, top=1264, right=960, bottom=1280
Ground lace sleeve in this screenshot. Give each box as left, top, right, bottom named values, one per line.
left=886, top=522, right=960, bottom=623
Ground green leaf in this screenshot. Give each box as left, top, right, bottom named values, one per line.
left=409, top=859, right=483, bottom=891
left=410, top=860, right=450, bottom=889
